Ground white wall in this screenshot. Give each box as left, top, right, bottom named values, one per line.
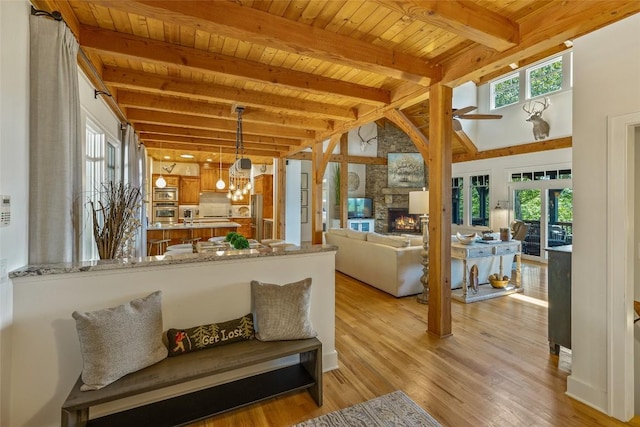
left=476, top=66, right=573, bottom=149
left=570, top=13, right=640, bottom=416
left=0, top=2, right=30, bottom=426
left=285, top=159, right=302, bottom=244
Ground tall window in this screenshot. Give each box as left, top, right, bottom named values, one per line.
left=452, top=177, right=463, bottom=225
left=491, top=73, right=519, bottom=109
left=83, top=118, right=120, bottom=261
left=527, top=56, right=563, bottom=98
left=470, top=175, right=490, bottom=226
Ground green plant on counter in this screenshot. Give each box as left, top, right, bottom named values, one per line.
left=225, top=231, right=240, bottom=243
left=232, top=236, right=250, bottom=250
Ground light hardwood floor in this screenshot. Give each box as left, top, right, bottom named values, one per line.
left=199, top=263, right=640, bottom=426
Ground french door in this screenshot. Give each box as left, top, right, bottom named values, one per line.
left=511, top=180, right=573, bottom=262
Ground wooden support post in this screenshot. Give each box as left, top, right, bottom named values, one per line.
left=276, top=158, right=285, bottom=239
left=427, top=84, right=453, bottom=338
left=339, top=134, right=349, bottom=228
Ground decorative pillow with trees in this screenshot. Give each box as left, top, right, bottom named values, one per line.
left=166, top=313, right=255, bottom=357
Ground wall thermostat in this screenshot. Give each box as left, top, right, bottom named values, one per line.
left=1, top=195, right=10, bottom=227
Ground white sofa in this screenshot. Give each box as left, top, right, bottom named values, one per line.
left=325, top=228, right=502, bottom=297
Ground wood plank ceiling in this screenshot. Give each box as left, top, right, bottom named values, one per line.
left=32, top=0, right=640, bottom=165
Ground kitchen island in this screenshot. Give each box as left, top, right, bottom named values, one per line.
left=147, top=220, right=243, bottom=252
left=8, top=244, right=337, bottom=427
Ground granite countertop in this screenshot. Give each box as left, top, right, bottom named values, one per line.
left=10, top=244, right=337, bottom=279
left=148, top=221, right=241, bottom=230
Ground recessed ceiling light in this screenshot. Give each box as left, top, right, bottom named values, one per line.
left=206, top=158, right=213, bottom=162
left=163, top=155, right=171, bottom=160
left=564, top=40, right=573, bottom=48
left=180, top=154, right=194, bottom=159
left=509, top=63, right=518, bottom=70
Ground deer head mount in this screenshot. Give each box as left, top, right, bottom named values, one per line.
left=162, top=163, right=176, bottom=173
left=357, top=126, right=377, bottom=152
left=523, top=97, right=551, bottom=140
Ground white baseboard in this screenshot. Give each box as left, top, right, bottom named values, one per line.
left=566, top=375, right=608, bottom=416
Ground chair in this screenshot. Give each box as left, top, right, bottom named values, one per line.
left=147, top=239, right=170, bottom=256
left=511, top=220, right=530, bottom=241
left=180, top=237, right=201, bottom=245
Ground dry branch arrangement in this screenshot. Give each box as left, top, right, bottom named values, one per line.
left=88, top=182, right=142, bottom=259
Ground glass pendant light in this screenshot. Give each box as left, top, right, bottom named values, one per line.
left=155, top=160, right=167, bottom=188
left=216, top=147, right=225, bottom=190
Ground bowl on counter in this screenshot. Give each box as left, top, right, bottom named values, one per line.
left=455, top=232, right=478, bottom=245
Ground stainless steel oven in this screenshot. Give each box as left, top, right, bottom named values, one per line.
left=153, top=187, right=178, bottom=202
left=152, top=202, right=179, bottom=224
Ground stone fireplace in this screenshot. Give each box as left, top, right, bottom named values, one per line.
left=387, top=208, right=421, bottom=234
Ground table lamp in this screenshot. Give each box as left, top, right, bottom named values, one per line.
left=409, top=189, right=429, bottom=304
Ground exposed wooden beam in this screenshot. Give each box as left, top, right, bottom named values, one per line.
left=376, top=0, right=519, bottom=51
left=134, top=124, right=303, bottom=147
left=383, top=109, right=429, bottom=161
left=126, top=109, right=315, bottom=140
left=117, top=91, right=333, bottom=132
left=427, top=83, right=453, bottom=339
left=453, top=129, right=478, bottom=155
left=139, top=133, right=291, bottom=153
left=441, top=1, right=640, bottom=87
left=103, top=67, right=357, bottom=121
left=93, top=0, right=441, bottom=85
left=79, top=25, right=390, bottom=106
left=453, top=137, right=572, bottom=163
left=316, top=134, right=342, bottom=184
left=287, top=152, right=388, bottom=166
left=142, top=141, right=281, bottom=159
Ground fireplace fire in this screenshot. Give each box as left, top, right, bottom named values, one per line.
left=387, top=208, right=421, bottom=234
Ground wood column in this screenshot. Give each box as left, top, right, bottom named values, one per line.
left=276, top=158, right=285, bottom=239
left=427, top=84, right=453, bottom=338
left=338, top=134, right=348, bottom=228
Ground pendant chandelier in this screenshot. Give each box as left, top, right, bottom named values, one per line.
left=215, top=146, right=225, bottom=190
left=227, top=106, right=252, bottom=201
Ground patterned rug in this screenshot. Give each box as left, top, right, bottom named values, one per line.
left=293, top=390, right=442, bottom=427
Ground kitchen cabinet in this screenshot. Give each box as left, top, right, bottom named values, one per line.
left=152, top=174, right=179, bottom=188
left=179, top=176, right=200, bottom=205
left=546, top=245, right=572, bottom=355
left=254, top=174, right=273, bottom=219
left=200, top=163, right=229, bottom=193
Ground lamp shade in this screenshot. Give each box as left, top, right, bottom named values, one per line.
left=409, top=190, right=429, bottom=215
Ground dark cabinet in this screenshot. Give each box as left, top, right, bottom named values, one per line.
left=546, top=245, right=572, bottom=355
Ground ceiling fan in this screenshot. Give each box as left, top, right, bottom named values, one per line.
left=452, top=106, right=502, bottom=131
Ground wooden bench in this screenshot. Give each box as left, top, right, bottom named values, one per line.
left=61, top=338, right=322, bottom=427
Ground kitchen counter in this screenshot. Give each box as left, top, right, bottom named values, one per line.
left=10, top=243, right=336, bottom=278
left=149, top=221, right=241, bottom=230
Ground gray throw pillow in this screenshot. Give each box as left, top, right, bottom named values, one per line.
left=72, top=291, right=168, bottom=391
left=251, top=278, right=317, bottom=341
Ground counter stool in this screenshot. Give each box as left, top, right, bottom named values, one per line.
left=180, top=237, right=201, bottom=245
left=147, top=239, right=170, bottom=256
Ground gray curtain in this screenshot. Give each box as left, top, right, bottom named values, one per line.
left=29, top=15, right=81, bottom=264
left=123, top=124, right=147, bottom=257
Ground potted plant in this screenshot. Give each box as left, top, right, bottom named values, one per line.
left=88, top=182, right=142, bottom=259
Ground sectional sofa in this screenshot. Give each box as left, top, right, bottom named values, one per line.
left=325, top=228, right=503, bottom=297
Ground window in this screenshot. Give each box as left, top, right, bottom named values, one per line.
left=83, top=118, right=121, bottom=261
left=452, top=177, right=463, bottom=225
left=490, top=52, right=572, bottom=110
left=527, top=56, right=563, bottom=98
left=491, top=73, right=519, bottom=109
left=511, top=168, right=572, bottom=182
left=470, top=175, right=490, bottom=226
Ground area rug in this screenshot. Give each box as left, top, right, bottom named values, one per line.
left=293, top=390, right=442, bottom=427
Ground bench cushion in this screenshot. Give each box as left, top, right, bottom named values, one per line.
left=251, top=278, right=317, bottom=341
left=72, top=291, right=168, bottom=391
left=166, top=313, right=255, bottom=357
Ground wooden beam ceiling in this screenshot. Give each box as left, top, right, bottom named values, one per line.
left=29, top=0, right=640, bottom=164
